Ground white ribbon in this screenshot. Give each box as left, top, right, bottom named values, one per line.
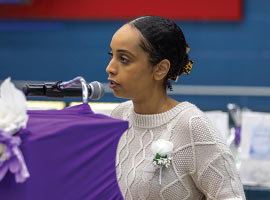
left=159, top=167, right=162, bottom=184
left=143, top=157, right=163, bottom=185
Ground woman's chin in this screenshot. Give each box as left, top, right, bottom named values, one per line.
left=113, top=90, right=123, bottom=98
left=113, top=91, right=129, bottom=99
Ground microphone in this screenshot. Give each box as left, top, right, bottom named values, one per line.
left=23, top=81, right=105, bottom=100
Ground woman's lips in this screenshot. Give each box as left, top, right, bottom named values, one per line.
left=109, top=80, right=119, bottom=89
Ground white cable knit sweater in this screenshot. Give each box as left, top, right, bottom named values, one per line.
left=112, top=101, right=246, bottom=200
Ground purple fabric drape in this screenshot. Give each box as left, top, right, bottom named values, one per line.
left=0, top=103, right=128, bottom=200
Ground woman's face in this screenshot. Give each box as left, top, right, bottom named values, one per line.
left=106, top=24, right=155, bottom=100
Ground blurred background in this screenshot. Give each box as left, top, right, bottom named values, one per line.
left=0, top=0, right=270, bottom=199
left=0, top=0, right=269, bottom=111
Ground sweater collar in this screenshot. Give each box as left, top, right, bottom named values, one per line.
left=129, top=101, right=193, bottom=128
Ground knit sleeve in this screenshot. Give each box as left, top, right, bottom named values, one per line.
left=189, top=115, right=246, bottom=200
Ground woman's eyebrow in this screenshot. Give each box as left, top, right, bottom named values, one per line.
left=116, top=49, right=136, bottom=58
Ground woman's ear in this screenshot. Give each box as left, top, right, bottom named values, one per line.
left=153, top=59, right=170, bottom=81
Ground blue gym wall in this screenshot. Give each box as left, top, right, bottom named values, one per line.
left=0, top=0, right=269, bottom=111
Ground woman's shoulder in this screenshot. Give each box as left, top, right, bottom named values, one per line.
left=110, top=100, right=133, bottom=119
left=173, top=101, right=226, bottom=146
left=176, top=101, right=205, bottom=121
left=177, top=102, right=216, bottom=133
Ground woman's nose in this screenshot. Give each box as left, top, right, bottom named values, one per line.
left=106, top=61, right=117, bottom=76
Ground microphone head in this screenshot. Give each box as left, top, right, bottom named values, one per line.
left=88, top=81, right=105, bottom=100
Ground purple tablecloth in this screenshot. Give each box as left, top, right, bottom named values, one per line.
left=0, top=103, right=128, bottom=200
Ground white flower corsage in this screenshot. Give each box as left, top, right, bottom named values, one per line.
left=144, top=139, right=173, bottom=184
left=152, top=139, right=173, bottom=168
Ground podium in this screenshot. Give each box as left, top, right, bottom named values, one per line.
left=0, top=103, right=128, bottom=200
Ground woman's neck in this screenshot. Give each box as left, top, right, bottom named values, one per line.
left=132, top=93, right=179, bottom=115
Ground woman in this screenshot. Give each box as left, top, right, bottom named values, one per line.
left=106, top=16, right=246, bottom=200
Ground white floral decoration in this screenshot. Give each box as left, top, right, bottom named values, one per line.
left=0, top=77, right=30, bottom=183
left=142, top=139, right=174, bottom=184
left=151, top=139, right=173, bottom=168
left=0, top=77, right=28, bottom=135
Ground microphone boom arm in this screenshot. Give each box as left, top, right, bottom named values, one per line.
left=58, top=76, right=89, bottom=103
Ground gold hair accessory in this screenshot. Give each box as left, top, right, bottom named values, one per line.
left=184, top=60, right=193, bottom=75
left=168, top=60, right=194, bottom=82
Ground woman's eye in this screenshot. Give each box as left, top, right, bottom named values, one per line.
left=108, top=52, right=129, bottom=64
left=120, top=56, right=129, bottom=64
left=108, top=52, right=113, bottom=59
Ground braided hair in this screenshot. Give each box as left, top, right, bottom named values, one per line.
left=128, top=16, right=190, bottom=90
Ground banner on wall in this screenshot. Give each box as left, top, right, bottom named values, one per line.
left=0, top=0, right=242, bottom=21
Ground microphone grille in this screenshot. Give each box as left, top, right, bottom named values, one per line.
left=89, top=81, right=105, bottom=100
